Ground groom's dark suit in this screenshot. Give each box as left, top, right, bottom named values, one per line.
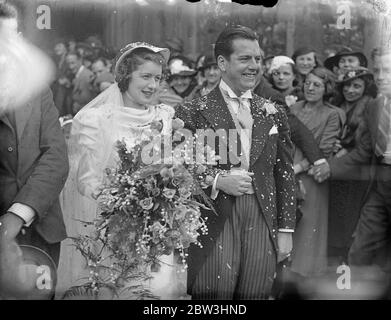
left=0, top=89, right=68, bottom=264
left=176, top=86, right=296, bottom=298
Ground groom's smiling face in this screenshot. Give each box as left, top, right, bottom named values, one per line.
left=218, top=38, right=262, bottom=96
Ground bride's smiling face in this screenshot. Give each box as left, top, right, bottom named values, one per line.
left=126, top=61, right=163, bottom=106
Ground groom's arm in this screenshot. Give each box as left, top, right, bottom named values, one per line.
left=273, top=106, right=296, bottom=232
left=273, top=106, right=296, bottom=260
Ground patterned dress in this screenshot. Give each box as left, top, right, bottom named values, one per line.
left=290, top=101, right=341, bottom=276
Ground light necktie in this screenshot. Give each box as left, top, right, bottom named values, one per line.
left=236, top=97, right=254, bottom=130
left=375, top=97, right=391, bottom=157
left=234, top=97, right=253, bottom=170
left=221, top=89, right=254, bottom=168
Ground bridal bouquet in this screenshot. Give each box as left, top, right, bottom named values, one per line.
left=67, top=118, right=220, bottom=299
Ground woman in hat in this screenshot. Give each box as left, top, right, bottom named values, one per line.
left=289, top=67, right=342, bottom=277
left=324, top=46, right=368, bottom=80
left=194, top=54, right=221, bottom=98
left=167, top=56, right=199, bottom=102
left=57, top=42, right=185, bottom=299
left=268, top=55, right=304, bottom=106
left=328, top=67, right=377, bottom=264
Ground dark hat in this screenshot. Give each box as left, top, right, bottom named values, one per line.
left=199, top=55, right=217, bottom=71
left=324, top=46, right=368, bottom=70
left=336, top=66, right=374, bottom=83
left=0, top=243, right=57, bottom=300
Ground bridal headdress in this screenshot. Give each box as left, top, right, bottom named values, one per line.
left=114, top=42, right=171, bottom=80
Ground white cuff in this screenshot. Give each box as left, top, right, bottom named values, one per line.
left=278, top=228, right=294, bottom=233
left=8, top=203, right=35, bottom=227
left=210, top=173, right=221, bottom=200
left=314, top=158, right=327, bottom=166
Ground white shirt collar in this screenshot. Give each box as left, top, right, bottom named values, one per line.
left=219, top=79, right=253, bottom=100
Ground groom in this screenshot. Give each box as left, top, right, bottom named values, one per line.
left=176, top=25, right=296, bottom=299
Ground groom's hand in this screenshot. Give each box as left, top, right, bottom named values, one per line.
left=216, top=172, right=254, bottom=196
left=277, top=232, right=293, bottom=263
left=0, top=213, right=24, bottom=241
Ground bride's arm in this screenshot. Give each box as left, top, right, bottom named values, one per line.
left=72, top=110, right=108, bottom=200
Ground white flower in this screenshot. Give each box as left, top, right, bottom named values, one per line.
left=262, top=101, right=278, bottom=116
left=139, top=197, right=154, bottom=210
left=347, top=71, right=356, bottom=78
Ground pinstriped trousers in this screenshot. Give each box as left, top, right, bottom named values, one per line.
left=191, top=194, right=276, bottom=300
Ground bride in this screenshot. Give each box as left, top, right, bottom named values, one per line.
left=56, top=42, right=187, bottom=299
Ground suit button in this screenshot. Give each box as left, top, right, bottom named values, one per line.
left=7, top=146, right=13, bottom=152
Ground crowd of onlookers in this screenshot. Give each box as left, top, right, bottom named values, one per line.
left=50, top=35, right=117, bottom=118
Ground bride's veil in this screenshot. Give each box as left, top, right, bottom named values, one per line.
left=57, top=83, right=124, bottom=296
left=68, top=83, right=123, bottom=165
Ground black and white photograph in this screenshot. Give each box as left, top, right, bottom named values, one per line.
left=0, top=0, right=391, bottom=303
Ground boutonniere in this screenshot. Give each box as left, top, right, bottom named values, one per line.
left=261, top=100, right=278, bottom=116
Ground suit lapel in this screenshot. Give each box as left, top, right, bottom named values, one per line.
left=14, top=102, right=33, bottom=143
left=0, top=113, right=14, bottom=132
left=200, top=87, right=235, bottom=132
left=249, top=96, right=274, bottom=166
left=200, top=87, right=241, bottom=165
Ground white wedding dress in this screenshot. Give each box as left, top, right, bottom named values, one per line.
left=56, top=84, right=188, bottom=299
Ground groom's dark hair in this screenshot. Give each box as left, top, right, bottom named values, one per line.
left=214, top=25, right=259, bottom=61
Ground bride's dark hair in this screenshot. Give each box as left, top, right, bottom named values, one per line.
left=116, top=48, right=166, bottom=93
